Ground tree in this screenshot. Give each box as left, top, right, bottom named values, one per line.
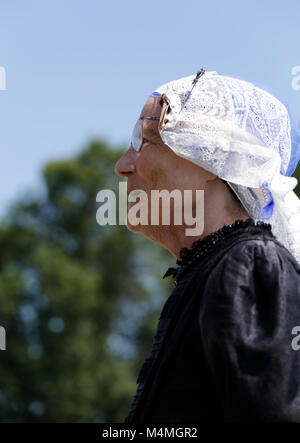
left=0, top=140, right=173, bottom=422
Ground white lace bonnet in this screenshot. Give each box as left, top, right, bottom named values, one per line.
left=153, top=70, right=300, bottom=264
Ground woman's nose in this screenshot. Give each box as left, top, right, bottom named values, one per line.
left=114, top=147, right=136, bottom=177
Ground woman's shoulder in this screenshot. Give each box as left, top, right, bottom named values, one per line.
left=200, top=233, right=300, bottom=320
left=215, top=233, right=300, bottom=275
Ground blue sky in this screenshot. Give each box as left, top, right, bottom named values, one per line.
left=0, top=0, right=299, bottom=214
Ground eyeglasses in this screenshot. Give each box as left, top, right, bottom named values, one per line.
left=130, top=68, right=205, bottom=152
left=131, top=116, right=160, bottom=152
left=130, top=93, right=170, bottom=152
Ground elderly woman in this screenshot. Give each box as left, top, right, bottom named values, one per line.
left=115, top=69, right=300, bottom=423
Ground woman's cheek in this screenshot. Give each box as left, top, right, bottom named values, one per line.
left=136, top=149, right=154, bottom=181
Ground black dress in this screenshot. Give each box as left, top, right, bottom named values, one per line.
left=125, top=218, right=300, bottom=423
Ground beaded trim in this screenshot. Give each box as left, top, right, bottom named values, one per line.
left=163, top=218, right=273, bottom=282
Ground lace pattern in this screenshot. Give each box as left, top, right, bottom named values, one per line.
left=163, top=218, right=273, bottom=284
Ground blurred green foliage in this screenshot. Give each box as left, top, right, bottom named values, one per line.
left=0, top=140, right=173, bottom=422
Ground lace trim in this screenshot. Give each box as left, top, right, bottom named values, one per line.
left=163, top=218, right=273, bottom=281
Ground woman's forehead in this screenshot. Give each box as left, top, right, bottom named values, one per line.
left=140, top=95, right=162, bottom=118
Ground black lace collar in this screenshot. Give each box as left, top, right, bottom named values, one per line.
left=163, top=218, right=273, bottom=282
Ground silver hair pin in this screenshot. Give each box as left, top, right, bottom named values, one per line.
left=179, top=68, right=205, bottom=113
